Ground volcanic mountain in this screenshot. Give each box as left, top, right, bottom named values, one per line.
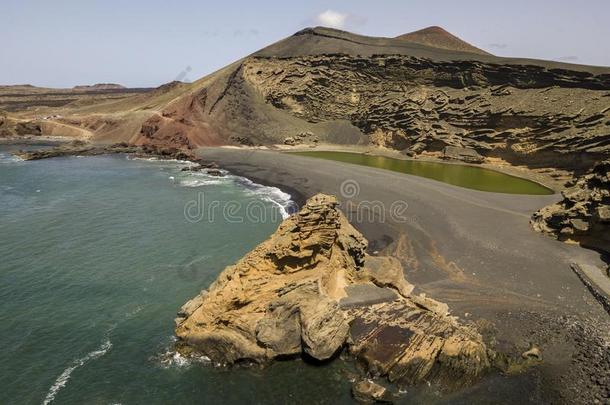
left=8, top=26, right=610, bottom=171
left=395, top=26, right=491, bottom=55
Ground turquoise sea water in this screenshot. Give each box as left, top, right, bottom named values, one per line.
left=0, top=146, right=355, bottom=404
left=0, top=145, right=541, bottom=404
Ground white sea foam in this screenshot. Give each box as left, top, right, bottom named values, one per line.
left=0, top=153, right=24, bottom=164
left=158, top=340, right=211, bottom=369
left=126, top=156, right=192, bottom=165
left=43, top=339, right=112, bottom=405
left=232, top=176, right=295, bottom=219
left=125, top=155, right=296, bottom=219
left=180, top=178, right=224, bottom=187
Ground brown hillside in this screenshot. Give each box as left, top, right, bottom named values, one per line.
left=8, top=26, right=610, bottom=171
left=396, top=26, right=492, bottom=56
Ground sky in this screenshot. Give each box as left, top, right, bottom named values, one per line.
left=2, top=0, right=609, bottom=88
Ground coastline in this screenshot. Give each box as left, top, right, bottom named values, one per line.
left=198, top=146, right=610, bottom=403
left=244, top=143, right=569, bottom=192
left=4, top=139, right=608, bottom=401
left=0, top=150, right=308, bottom=404
left=0, top=135, right=74, bottom=145
left=0, top=140, right=299, bottom=221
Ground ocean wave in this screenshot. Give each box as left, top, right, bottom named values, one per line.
left=159, top=350, right=212, bottom=368
left=178, top=170, right=296, bottom=219
left=0, top=153, right=24, bottom=164
left=232, top=176, right=296, bottom=219
left=158, top=337, right=212, bottom=368
left=124, top=155, right=296, bottom=219
left=179, top=178, right=224, bottom=187
left=126, top=156, right=193, bottom=165
left=43, top=339, right=112, bottom=405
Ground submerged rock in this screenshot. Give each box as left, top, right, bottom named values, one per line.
left=175, top=193, right=490, bottom=387
left=352, top=379, right=393, bottom=403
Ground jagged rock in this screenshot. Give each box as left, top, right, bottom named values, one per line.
left=283, top=136, right=298, bottom=145
left=206, top=169, right=223, bottom=176
left=175, top=194, right=491, bottom=388
left=532, top=160, right=610, bottom=261
left=283, top=132, right=319, bottom=146
left=14, top=121, right=41, bottom=136
left=352, top=380, right=393, bottom=403
left=441, top=146, right=484, bottom=163
left=409, top=142, right=427, bottom=154
left=229, top=135, right=255, bottom=146
left=181, top=164, right=204, bottom=172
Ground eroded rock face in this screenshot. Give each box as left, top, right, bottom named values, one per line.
left=13, top=29, right=609, bottom=174
left=241, top=55, right=610, bottom=168
left=175, top=194, right=490, bottom=387
left=532, top=160, right=610, bottom=260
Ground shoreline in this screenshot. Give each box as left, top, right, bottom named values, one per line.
left=198, top=146, right=610, bottom=403
left=0, top=135, right=74, bottom=145
left=229, top=143, right=569, bottom=192
left=0, top=137, right=569, bottom=192
left=4, top=139, right=609, bottom=401
left=0, top=140, right=300, bottom=221
left=284, top=149, right=556, bottom=195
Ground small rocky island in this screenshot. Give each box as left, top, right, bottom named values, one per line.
left=175, top=194, right=492, bottom=397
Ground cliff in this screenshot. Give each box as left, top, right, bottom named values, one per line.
left=532, top=160, right=610, bottom=265
left=11, top=26, right=609, bottom=170
left=175, top=194, right=491, bottom=389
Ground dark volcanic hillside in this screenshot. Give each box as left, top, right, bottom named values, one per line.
left=8, top=26, right=610, bottom=172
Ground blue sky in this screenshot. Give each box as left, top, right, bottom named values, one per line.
left=2, top=0, right=609, bottom=88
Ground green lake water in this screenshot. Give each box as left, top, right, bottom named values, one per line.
left=291, top=151, right=554, bottom=195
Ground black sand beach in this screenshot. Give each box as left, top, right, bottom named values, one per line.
left=199, top=147, right=610, bottom=403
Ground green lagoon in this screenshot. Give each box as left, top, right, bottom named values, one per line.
left=291, top=151, right=554, bottom=195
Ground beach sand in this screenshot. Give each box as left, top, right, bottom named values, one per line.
left=198, top=146, right=610, bottom=403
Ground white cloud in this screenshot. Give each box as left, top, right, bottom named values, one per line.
left=315, top=10, right=348, bottom=29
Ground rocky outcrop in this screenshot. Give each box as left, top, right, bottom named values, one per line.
left=283, top=131, right=319, bottom=146
left=352, top=380, right=394, bottom=403
left=16, top=142, right=206, bottom=163
left=531, top=160, right=610, bottom=259
left=14, top=121, right=42, bottom=136
left=0, top=113, right=42, bottom=138
left=175, top=194, right=490, bottom=388
left=242, top=55, right=610, bottom=168
left=442, top=146, right=484, bottom=163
